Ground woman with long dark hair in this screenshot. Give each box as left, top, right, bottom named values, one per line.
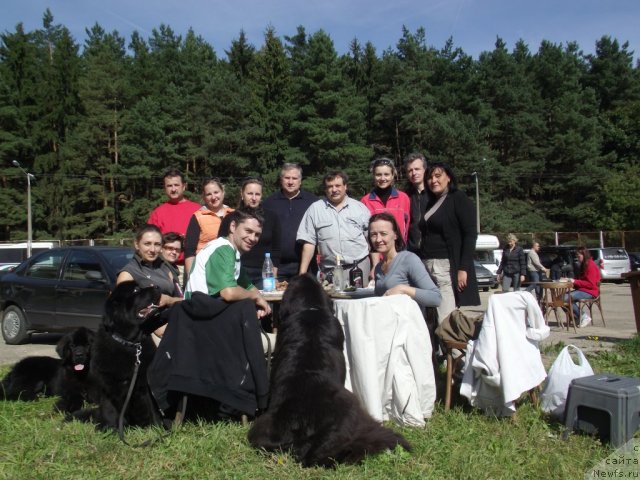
left=418, top=162, right=480, bottom=323
left=569, top=246, right=600, bottom=327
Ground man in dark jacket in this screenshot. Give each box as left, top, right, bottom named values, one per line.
left=403, top=153, right=430, bottom=257
left=263, top=163, right=318, bottom=281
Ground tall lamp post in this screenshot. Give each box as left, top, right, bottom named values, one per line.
left=12, top=160, right=35, bottom=258
left=472, top=171, right=480, bottom=234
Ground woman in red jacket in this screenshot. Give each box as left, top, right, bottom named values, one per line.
left=569, top=246, right=601, bottom=327
left=360, top=157, right=411, bottom=242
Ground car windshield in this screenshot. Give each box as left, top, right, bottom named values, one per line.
left=102, top=249, right=134, bottom=272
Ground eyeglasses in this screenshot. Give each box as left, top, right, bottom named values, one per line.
left=162, top=246, right=181, bottom=253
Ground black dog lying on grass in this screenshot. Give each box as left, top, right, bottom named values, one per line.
left=70, top=281, right=166, bottom=431
left=1, top=327, right=95, bottom=413
left=248, top=274, right=411, bottom=467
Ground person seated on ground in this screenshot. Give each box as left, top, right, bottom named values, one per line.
left=567, top=246, right=600, bottom=328
left=161, top=231, right=184, bottom=291
left=369, top=212, right=441, bottom=309
left=185, top=209, right=271, bottom=319
left=118, top=225, right=183, bottom=339
left=183, top=177, right=234, bottom=275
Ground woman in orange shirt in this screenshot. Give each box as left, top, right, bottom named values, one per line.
left=184, top=178, right=234, bottom=274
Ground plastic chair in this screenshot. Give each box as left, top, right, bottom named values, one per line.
left=577, top=282, right=605, bottom=326
left=540, top=282, right=576, bottom=332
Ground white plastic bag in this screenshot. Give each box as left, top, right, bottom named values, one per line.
left=540, top=345, right=594, bottom=418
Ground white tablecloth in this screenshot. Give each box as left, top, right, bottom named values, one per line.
left=333, top=294, right=436, bottom=426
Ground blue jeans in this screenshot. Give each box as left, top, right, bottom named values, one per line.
left=501, top=273, right=521, bottom=292
left=525, top=271, right=542, bottom=299
left=565, top=290, right=595, bottom=318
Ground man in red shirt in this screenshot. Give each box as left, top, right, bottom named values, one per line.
left=148, top=168, right=200, bottom=265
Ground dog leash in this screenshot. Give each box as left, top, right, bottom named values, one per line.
left=113, top=336, right=171, bottom=448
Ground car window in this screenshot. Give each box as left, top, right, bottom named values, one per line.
left=25, top=251, right=65, bottom=279
left=63, top=250, right=104, bottom=281
left=102, top=250, right=134, bottom=272
left=601, top=248, right=628, bottom=260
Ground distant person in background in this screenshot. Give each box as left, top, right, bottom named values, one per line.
left=525, top=242, right=548, bottom=299
left=147, top=168, right=200, bottom=267
left=263, top=163, right=318, bottom=281
left=161, top=231, right=183, bottom=288
left=183, top=178, right=234, bottom=275
left=360, top=157, right=411, bottom=242
left=568, top=246, right=601, bottom=328
left=404, top=152, right=430, bottom=257
left=496, top=233, right=526, bottom=292
left=219, top=177, right=282, bottom=290
left=419, top=162, right=479, bottom=324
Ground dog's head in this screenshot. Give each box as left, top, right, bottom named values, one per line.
left=279, top=273, right=334, bottom=322
left=56, top=327, right=95, bottom=373
left=103, top=281, right=163, bottom=339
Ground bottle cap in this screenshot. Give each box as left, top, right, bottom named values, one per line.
left=265, top=252, right=271, bottom=258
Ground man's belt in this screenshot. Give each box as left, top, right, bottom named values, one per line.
left=340, top=256, right=369, bottom=270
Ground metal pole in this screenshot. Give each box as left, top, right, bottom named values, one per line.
left=27, top=172, right=32, bottom=258
left=12, top=160, right=35, bottom=258
left=472, top=172, right=480, bottom=233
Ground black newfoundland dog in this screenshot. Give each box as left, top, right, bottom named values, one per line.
left=71, top=281, right=165, bottom=430
left=1, top=327, right=95, bottom=413
left=248, top=274, right=411, bottom=467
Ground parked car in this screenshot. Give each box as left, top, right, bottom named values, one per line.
left=629, top=252, right=640, bottom=272
left=538, top=246, right=579, bottom=279
left=0, top=246, right=133, bottom=344
left=474, top=260, right=497, bottom=292
left=588, top=247, right=631, bottom=282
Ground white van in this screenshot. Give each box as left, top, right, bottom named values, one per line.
left=0, top=241, right=59, bottom=269
left=474, top=234, right=501, bottom=275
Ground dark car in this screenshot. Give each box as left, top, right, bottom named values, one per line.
left=474, top=260, right=497, bottom=292
left=538, top=246, right=579, bottom=279
left=0, top=246, right=133, bottom=344
left=630, top=252, right=640, bottom=272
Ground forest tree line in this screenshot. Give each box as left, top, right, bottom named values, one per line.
left=1, top=9, right=639, bottom=242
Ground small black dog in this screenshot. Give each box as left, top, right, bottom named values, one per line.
left=72, top=281, right=164, bottom=430
left=1, top=327, right=95, bottom=414
left=248, top=274, right=411, bottom=467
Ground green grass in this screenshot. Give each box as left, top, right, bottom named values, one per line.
left=2, top=337, right=640, bottom=479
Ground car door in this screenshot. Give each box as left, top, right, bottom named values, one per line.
left=56, top=249, right=111, bottom=329
left=11, top=250, right=65, bottom=328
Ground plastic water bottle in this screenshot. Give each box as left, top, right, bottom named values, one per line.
left=333, top=255, right=345, bottom=291
left=262, top=253, right=275, bottom=292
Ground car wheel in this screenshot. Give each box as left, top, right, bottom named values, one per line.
left=2, top=306, right=29, bottom=345
left=482, top=287, right=489, bottom=292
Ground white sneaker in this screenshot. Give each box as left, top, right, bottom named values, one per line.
left=579, top=313, right=592, bottom=328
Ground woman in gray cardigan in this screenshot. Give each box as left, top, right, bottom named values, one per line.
left=369, top=213, right=441, bottom=309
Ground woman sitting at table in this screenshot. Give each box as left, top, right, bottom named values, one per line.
left=568, top=246, right=600, bottom=328
left=369, top=213, right=441, bottom=309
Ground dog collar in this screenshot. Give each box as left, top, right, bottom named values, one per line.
left=110, top=333, right=141, bottom=350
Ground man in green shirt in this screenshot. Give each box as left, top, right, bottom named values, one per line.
left=185, top=210, right=271, bottom=319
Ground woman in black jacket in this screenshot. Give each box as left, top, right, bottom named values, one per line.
left=419, top=162, right=480, bottom=324
left=496, top=233, right=527, bottom=291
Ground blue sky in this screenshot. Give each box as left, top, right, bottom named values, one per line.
left=2, top=0, right=639, bottom=60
